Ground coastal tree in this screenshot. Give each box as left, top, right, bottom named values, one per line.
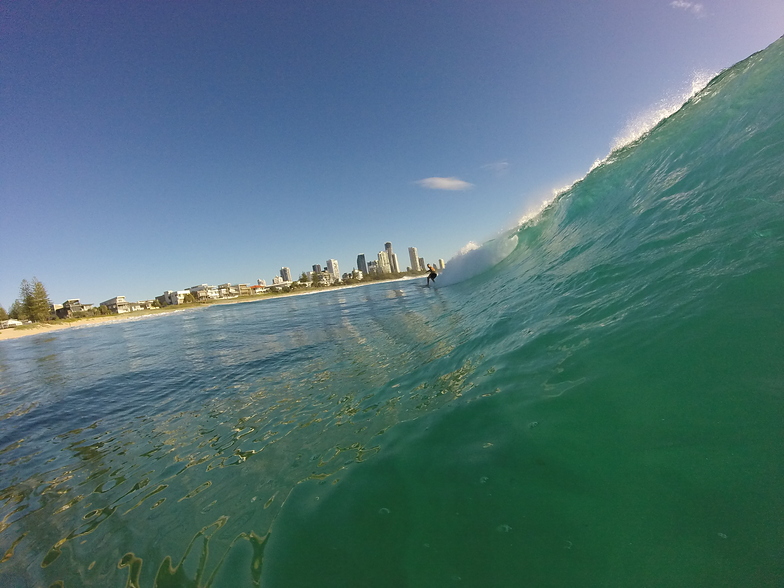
left=17, top=278, right=52, bottom=322
left=9, top=300, right=27, bottom=321
left=0, top=305, right=7, bottom=321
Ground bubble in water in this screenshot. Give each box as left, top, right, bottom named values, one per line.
left=379, top=507, right=390, bottom=514
left=496, top=524, right=512, bottom=533
left=480, top=476, right=489, bottom=484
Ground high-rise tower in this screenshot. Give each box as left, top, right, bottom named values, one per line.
left=326, top=259, right=340, bottom=281
left=408, top=247, right=420, bottom=272
left=357, top=254, right=368, bottom=274
left=385, top=242, right=400, bottom=273
left=377, top=251, right=392, bottom=274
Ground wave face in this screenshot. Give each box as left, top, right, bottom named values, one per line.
left=0, top=38, right=782, bottom=587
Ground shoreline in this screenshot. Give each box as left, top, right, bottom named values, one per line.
left=0, top=276, right=421, bottom=342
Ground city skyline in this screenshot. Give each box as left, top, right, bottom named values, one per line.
left=3, top=3, right=781, bottom=307
left=15, top=239, right=434, bottom=310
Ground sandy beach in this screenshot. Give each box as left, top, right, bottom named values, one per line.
left=0, top=314, right=139, bottom=341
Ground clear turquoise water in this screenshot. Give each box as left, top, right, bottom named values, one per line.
left=1, top=37, right=783, bottom=587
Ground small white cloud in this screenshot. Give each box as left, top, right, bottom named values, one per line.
left=670, top=0, right=705, bottom=17
left=415, top=177, right=474, bottom=191
left=481, top=160, right=509, bottom=172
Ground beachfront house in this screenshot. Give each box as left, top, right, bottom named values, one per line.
left=189, top=284, right=220, bottom=301
left=101, top=296, right=131, bottom=314
left=53, top=299, right=94, bottom=319
left=161, top=290, right=190, bottom=305
left=125, top=300, right=155, bottom=313
left=218, top=283, right=240, bottom=298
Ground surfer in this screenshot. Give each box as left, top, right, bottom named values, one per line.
left=426, top=264, right=438, bottom=286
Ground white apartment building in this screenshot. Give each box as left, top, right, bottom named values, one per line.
left=377, top=251, right=392, bottom=274
left=408, top=247, right=421, bottom=271
left=326, top=259, right=340, bottom=281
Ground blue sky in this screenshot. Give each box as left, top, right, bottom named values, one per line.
left=2, top=1, right=782, bottom=308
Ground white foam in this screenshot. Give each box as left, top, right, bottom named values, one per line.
left=436, top=233, right=519, bottom=287
left=610, top=70, right=715, bottom=152
left=515, top=69, right=718, bottom=230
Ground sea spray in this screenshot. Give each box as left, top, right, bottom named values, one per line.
left=435, top=233, right=519, bottom=287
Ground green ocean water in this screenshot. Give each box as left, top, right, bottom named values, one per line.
left=1, top=37, right=783, bottom=587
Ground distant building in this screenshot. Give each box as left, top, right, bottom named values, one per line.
left=312, top=264, right=322, bottom=273
left=100, top=296, right=131, bottom=314
left=326, top=259, right=340, bottom=281
left=419, top=257, right=426, bottom=271
left=53, top=298, right=94, bottom=319
left=257, top=279, right=267, bottom=287
left=408, top=247, right=421, bottom=272
left=317, top=271, right=333, bottom=286
left=218, top=283, right=240, bottom=298
left=161, top=290, right=189, bottom=306
left=189, top=284, right=219, bottom=301
left=126, top=301, right=146, bottom=313
left=438, top=258, right=446, bottom=269
left=272, top=275, right=283, bottom=285
left=367, top=260, right=379, bottom=275
left=377, top=251, right=392, bottom=274
left=356, top=254, right=368, bottom=274
left=280, top=267, right=293, bottom=282
left=391, top=253, right=400, bottom=274
left=385, top=242, right=400, bottom=273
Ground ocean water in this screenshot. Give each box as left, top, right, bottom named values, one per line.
left=2, top=36, right=783, bottom=587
